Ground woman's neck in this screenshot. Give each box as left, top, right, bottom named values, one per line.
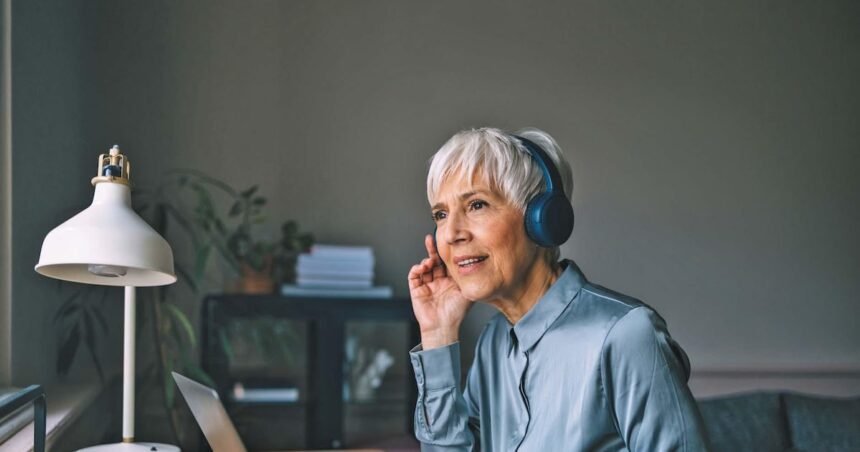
left=491, top=257, right=561, bottom=325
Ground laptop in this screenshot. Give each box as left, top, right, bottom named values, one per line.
left=173, top=372, right=248, bottom=452
left=172, top=372, right=383, bottom=452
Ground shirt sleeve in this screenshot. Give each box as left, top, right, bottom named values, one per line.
left=600, top=307, right=710, bottom=451
left=410, top=342, right=480, bottom=451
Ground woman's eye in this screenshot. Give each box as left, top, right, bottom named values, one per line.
left=469, top=200, right=487, bottom=211
left=432, top=211, right=447, bottom=222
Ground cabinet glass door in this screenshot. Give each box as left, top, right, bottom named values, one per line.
left=219, top=316, right=309, bottom=451
left=343, top=320, right=412, bottom=446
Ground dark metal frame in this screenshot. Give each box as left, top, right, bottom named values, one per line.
left=201, top=295, right=419, bottom=450
left=0, top=385, right=46, bottom=452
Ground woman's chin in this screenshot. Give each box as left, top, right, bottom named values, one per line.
left=458, top=284, right=493, bottom=303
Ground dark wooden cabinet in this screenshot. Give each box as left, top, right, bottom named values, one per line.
left=201, top=295, right=419, bottom=450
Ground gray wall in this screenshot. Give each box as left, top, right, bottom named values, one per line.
left=9, top=0, right=123, bottom=385
left=9, top=0, right=860, bottom=388
left=1, top=0, right=12, bottom=386
left=98, top=0, right=859, bottom=372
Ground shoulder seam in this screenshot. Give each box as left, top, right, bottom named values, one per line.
left=581, top=285, right=640, bottom=310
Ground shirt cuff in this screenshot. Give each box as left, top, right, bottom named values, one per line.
left=409, top=342, right=461, bottom=391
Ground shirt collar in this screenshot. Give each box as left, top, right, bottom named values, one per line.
left=510, top=259, right=586, bottom=353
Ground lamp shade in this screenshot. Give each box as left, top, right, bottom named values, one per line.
left=35, top=181, right=176, bottom=287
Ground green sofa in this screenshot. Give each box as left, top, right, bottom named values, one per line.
left=697, top=392, right=860, bottom=451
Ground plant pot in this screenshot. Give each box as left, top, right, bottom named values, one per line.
left=236, top=257, right=274, bottom=294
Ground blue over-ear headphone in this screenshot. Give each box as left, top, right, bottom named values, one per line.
left=514, top=135, right=575, bottom=247
left=433, top=134, right=574, bottom=250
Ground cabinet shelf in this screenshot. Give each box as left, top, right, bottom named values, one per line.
left=202, top=294, right=419, bottom=450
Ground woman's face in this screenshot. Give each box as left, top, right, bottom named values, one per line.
left=431, top=171, right=544, bottom=302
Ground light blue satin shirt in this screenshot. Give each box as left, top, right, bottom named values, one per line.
left=409, top=260, right=708, bottom=451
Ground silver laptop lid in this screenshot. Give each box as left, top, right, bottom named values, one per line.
left=172, top=372, right=248, bottom=452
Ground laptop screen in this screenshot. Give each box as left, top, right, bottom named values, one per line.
left=173, top=372, right=248, bottom=452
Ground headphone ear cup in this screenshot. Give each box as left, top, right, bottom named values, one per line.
left=525, top=193, right=574, bottom=247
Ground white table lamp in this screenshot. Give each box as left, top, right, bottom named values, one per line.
left=35, top=146, right=180, bottom=451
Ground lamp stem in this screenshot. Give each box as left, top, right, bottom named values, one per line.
left=122, top=286, right=136, bottom=442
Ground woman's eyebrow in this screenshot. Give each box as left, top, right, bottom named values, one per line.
left=431, top=190, right=491, bottom=211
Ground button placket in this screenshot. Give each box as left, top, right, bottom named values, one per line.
left=513, top=350, right=531, bottom=450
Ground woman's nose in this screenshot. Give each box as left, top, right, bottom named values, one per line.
left=442, top=211, right=470, bottom=245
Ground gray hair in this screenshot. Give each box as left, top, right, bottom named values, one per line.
left=426, top=127, right=574, bottom=263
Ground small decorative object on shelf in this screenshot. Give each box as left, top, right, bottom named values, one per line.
left=344, top=337, right=395, bottom=401
left=231, top=382, right=300, bottom=403
left=282, top=244, right=393, bottom=298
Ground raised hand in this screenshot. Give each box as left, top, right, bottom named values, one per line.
left=407, top=234, right=472, bottom=349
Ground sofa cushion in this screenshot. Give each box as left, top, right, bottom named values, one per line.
left=783, top=392, right=860, bottom=452
left=697, top=392, right=789, bottom=452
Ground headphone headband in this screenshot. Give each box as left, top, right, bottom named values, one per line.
left=512, top=135, right=564, bottom=194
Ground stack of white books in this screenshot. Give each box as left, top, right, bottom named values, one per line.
left=281, top=244, right=393, bottom=298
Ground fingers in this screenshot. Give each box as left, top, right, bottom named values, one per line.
left=408, top=257, right=435, bottom=289
left=424, top=234, right=441, bottom=264
left=408, top=264, right=423, bottom=290
left=410, top=235, right=447, bottom=292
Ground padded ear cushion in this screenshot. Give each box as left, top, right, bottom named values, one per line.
left=525, top=192, right=574, bottom=247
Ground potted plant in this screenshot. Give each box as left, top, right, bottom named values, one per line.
left=160, top=169, right=314, bottom=294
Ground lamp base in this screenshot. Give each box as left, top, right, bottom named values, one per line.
left=77, top=442, right=180, bottom=452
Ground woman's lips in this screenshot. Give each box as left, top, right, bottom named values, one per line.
left=454, top=255, right=487, bottom=276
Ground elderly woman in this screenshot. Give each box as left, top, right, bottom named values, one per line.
left=407, top=128, right=708, bottom=451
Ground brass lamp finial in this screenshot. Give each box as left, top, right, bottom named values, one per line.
left=91, top=144, right=132, bottom=187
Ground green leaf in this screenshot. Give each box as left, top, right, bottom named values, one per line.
left=164, top=368, right=176, bottom=409
left=218, top=330, right=235, bottom=363
left=174, top=264, right=199, bottom=294
left=165, top=313, right=184, bottom=351
left=300, top=233, right=314, bottom=251
left=183, top=362, right=216, bottom=388
left=251, top=196, right=266, bottom=206
left=81, top=308, right=96, bottom=357
left=91, top=305, right=109, bottom=334
left=165, top=303, right=196, bottom=350
left=228, top=201, right=243, bottom=217
left=153, top=204, right=167, bottom=236
left=176, top=346, right=216, bottom=388
left=211, top=236, right=241, bottom=274
left=240, top=185, right=259, bottom=199
left=54, top=290, right=83, bottom=322
left=281, top=220, right=298, bottom=235
left=193, top=244, right=212, bottom=285
left=57, top=324, right=80, bottom=376
left=162, top=202, right=195, bottom=237
left=214, top=218, right=227, bottom=235
left=82, top=308, right=105, bottom=383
